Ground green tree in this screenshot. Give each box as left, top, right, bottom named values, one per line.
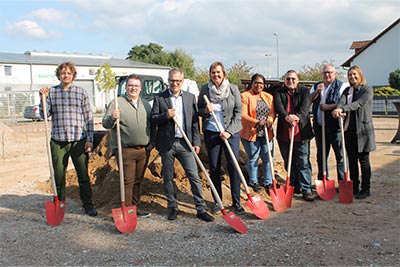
left=95, top=63, right=116, bottom=92
left=126, top=43, right=196, bottom=79
left=388, top=69, right=400, bottom=90
left=126, top=42, right=168, bottom=65
left=170, top=49, right=196, bottom=79
left=227, top=60, right=253, bottom=90
left=194, top=67, right=209, bottom=87
left=297, top=60, right=346, bottom=82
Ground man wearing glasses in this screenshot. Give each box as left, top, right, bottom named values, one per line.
left=310, top=64, right=349, bottom=184
left=274, top=70, right=315, bottom=201
left=151, top=68, right=214, bottom=222
left=102, top=74, right=153, bottom=218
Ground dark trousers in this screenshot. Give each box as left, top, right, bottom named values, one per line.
left=204, top=130, right=241, bottom=207
left=345, top=131, right=371, bottom=192
left=50, top=138, right=94, bottom=208
left=278, top=139, right=313, bottom=194
left=314, top=125, right=344, bottom=181
left=118, top=147, right=148, bottom=206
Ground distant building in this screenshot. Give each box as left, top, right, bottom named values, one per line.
left=0, top=51, right=170, bottom=118
left=342, top=18, right=400, bottom=87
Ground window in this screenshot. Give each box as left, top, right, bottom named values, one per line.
left=5, top=65, right=12, bottom=76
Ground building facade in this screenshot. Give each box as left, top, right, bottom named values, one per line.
left=342, top=18, right=400, bottom=87
left=0, top=51, right=170, bottom=119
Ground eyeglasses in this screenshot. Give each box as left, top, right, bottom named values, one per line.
left=286, top=77, right=297, bottom=81
left=127, top=84, right=140, bottom=88
left=168, top=79, right=183, bottom=84
left=323, top=71, right=335, bottom=75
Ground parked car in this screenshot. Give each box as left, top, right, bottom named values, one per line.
left=23, top=105, right=42, bottom=121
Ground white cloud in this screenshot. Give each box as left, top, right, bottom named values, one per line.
left=29, top=8, right=68, bottom=24
left=67, top=0, right=400, bottom=73
left=2, top=0, right=398, bottom=75
left=6, top=20, right=60, bottom=40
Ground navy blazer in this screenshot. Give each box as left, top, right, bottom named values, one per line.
left=151, top=89, right=201, bottom=152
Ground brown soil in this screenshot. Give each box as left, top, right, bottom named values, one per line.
left=36, top=131, right=288, bottom=216
left=1, top=117, right=399, bottom=266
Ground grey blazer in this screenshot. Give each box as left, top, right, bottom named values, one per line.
left=337, top=84, right=376, bottom=153
left=198, top=83, right=242, bottom=135
left=151, top=89, right=201, bottom=153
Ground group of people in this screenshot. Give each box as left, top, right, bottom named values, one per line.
left=40, top=61, right=375, bottom=222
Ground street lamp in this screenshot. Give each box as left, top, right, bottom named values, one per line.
left=273, top=33, right=280, bottom=80
left=265, top=53, right=272, bottom=79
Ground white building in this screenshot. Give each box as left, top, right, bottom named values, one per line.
left=342, top=18, right=400, bottom=87
left=0, top=51, right=170, bottom=118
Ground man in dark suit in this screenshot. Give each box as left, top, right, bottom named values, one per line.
left=151, top=68, right=214, bottom=222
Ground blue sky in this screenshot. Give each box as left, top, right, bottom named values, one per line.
left=1, top=0, right=399, bottom=78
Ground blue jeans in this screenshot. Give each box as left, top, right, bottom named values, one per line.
left=278, top=139, right=313, bottom=194
left=159, top=138, right=206, bottom=212
left=314, top=125, right=344, bottom=181
left=204, top=130, right=241, bottom=207
left=241, top=137, right=273, bottom=186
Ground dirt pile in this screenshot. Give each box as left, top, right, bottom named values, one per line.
left=41, top=132, right=287, bottom=215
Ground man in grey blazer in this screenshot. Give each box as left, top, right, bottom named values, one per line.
left=151, top=68, right=214, bottom=222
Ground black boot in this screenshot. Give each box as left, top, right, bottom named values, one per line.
left=355, top=189, right=370, bottom=199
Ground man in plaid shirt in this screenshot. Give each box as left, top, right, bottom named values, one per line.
left=40, top=62, right=97, bottom=216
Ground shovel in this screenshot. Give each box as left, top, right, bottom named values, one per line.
left=172, top=117, right=247, bottom=234
left=42, top=92, right=65, bottom=226
left=112, top=89, right=137, bottom=234
left=315, top=110, right=336, bottom=200
left=265, top=125, right=288, bottom=212
left=203, top=96, right=270, bottom=220
left=338, top=116, right=353, bottom=204
left=282, top=125, right=295, bottom=208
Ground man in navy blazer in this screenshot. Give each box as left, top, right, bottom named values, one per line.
left=151, top=68, right=214, bottom=222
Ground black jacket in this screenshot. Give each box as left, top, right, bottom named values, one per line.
left=274, top=86, right=314, bottom=141
left=151, top=89, right=200, bottom=152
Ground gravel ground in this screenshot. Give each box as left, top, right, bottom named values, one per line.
left=1, top=118, right=400, bottom=266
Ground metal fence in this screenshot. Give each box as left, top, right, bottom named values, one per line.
left=372, top=96, right=400, bottom=115
left=0, top=91, right=37, bottom=120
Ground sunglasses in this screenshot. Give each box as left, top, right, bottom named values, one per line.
left=286, top=77, right=296, bottom=81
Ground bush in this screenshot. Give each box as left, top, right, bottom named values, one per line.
left=374, top=86, right=400, bottom=96
left=388, top=69, right=400, bottom=90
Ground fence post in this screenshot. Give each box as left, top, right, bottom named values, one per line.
left=385, top=96, right=388, bottom=116
left=2, top=132, right=5, bottom=161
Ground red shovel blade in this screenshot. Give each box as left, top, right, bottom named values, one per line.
left=221, top=209, right=247, bottom=234
left=45, top=196, right=65, bottom=226
left=316, top=176, right=336, bottom=201
left=339, top=173, right=353, bottom=204
left=283, top=180, right=295, bottom=208
left=269, top=181, right=288, bottom=212
left=245, top=194, right=270, bottom=220
left=112, top=203, right=137, bottom=234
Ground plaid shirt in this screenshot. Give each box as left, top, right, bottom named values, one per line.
left=40, top=84, right=94, bottom=143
